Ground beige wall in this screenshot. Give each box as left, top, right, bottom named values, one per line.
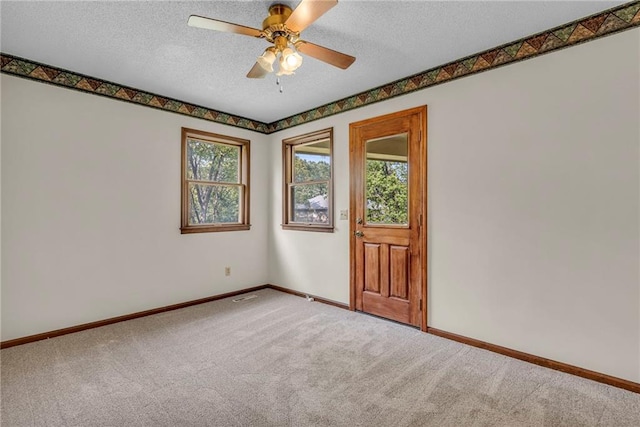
left=1, top=29, right=638, bottom=383
left=1, top=75, right=270, bottom=341
left=268, top=29, right=640, bottom=382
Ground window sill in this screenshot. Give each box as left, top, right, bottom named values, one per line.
left=281, top=224, right=334, bottom=233
left=181, top=224, right=251, bottom=234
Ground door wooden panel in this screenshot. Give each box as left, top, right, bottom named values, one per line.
left=390, top=246, right=409, bottom=299
left=362, top=291, right=410, bottom=325
left=379, top=244, right=390, bottom=298
left=364, top=243, right=380, bottom=293
left=349, top=106, right=427, bottom=329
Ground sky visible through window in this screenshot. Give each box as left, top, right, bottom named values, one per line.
left=297, top=153, right=329, bottom=163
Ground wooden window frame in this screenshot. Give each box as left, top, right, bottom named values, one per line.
left=181, top=127, right=250, bottom=234
left=282, top=128, right=334, bottom=233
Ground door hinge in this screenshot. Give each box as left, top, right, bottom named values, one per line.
left=418, top=130, right=422, bottom=142
left=419, top=299, right=423, bottom=310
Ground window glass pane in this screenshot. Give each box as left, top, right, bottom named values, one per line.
left=290, top=182, right=329, bottom=224
left=365, top=133, right=408, bottom=225
left=187, top=139, right=239, bottom=183
left=188, top=183, right=241, bottom=225
left=293, top=139, right=331, bottom=183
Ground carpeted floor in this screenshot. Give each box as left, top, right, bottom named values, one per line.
left=1, top=288, right=639, bottom=426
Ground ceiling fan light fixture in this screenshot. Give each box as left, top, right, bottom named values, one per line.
left=276, top=54, right=296, bottom=76
left=285, top=48, right=303, bottom=69
left=278, top=47, right=303, bottom=75
left=256, top=48, right=277, bottom=73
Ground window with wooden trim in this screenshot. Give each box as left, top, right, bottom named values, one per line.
left=181, top=128, right=250, bottom=233
left=282, top=128, right=333, bottom=232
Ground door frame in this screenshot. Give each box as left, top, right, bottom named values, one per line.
left=349, top=105, right=428, bottom=331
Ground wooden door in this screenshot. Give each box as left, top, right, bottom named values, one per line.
left=349, top=106, right=427, bottom=329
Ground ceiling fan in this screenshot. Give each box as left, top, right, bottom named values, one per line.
left=188, top=0, right=356, bottom=78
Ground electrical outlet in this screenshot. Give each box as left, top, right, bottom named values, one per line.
left=225, top=267, right=231, bottom=276
left=340, top=210, right=348, bottom=220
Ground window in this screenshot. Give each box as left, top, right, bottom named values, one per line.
left=181, top=128, right=250, bottom=233
left=282, top=128, right=333, bottom=232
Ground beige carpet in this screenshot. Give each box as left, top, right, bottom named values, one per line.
left=1, top=288, right=638, bottom=426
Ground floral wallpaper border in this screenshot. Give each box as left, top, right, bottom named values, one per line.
left=0, top=54, right=270, bottom=133
left=2, top=1, right=639, bottom=135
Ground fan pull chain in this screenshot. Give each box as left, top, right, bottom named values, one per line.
left=276, top=77, right=283, bottom=93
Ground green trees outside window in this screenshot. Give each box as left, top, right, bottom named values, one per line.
left=366, top=159, right=408, bottom=224
left=187, top=139, right=240, bottom=224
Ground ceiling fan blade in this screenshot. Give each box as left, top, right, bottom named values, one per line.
left=188, top=15, right=263, bottom=38
left=247, top=62, right=269, bottom=79
left=296, top=40, right=355, bottom=69
left=285, top=0, right=338, bottom=33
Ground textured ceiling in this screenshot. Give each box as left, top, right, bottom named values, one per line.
left=0, top=1, right=628, bottom=123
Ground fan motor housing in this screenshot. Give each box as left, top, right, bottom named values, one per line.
left=262, top=4, right=298, bottom=43
left=263, top=4, right=292, bottom=29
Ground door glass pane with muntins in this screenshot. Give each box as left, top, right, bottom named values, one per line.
left=365, top=133, right=408, bottom=225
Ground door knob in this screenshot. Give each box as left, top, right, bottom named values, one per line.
left=354, top=230, right=364, bottom=238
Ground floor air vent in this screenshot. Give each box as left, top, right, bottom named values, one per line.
left=232, top=294, right=258, bottom=303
